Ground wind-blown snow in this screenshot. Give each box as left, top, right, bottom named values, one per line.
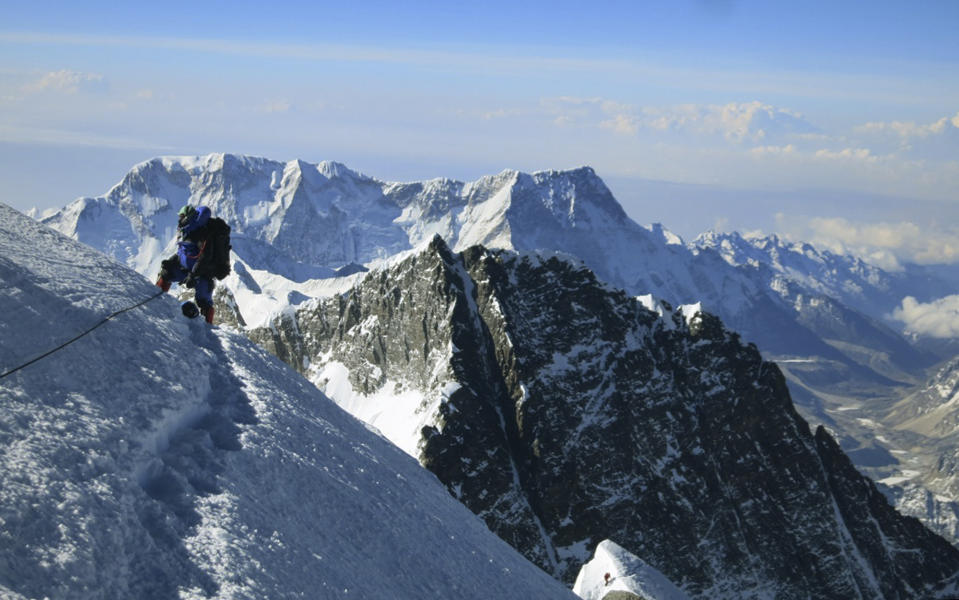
left=0, top=203, right=576, bottom=599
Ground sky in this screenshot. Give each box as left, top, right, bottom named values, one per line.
left=1, top=0, right=957, bottom=265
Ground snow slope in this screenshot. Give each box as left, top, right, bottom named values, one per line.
left=0, top=203, right=576, bottom=599
left=573, top=540, right=689, bottom=600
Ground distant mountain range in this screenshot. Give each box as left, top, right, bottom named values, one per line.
left=36, top=152, right=959, bottom=595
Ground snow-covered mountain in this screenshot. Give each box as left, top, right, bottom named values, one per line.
left=877, top=357, right=959, bottom=545
left=695, top=230, right=953, bottom=359
left=0, top=203, right=577, bottom=599
left=250, top=236, right=959, bottom=598
left=889, top=356, right=959, bottom=439
left=695, top=231, right=894, bottom=311
left=35, top=151, right=959, bottom=571
left=40, top=154, right=938, bottom=384
left=694, top=230, right=959, bottom=544
left=38, top=156, right=938, bottom=401
left=574, top=540, right=689, bottom=600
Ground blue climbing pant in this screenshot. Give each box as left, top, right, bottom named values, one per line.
left=163, top=261, right=214, bottom=309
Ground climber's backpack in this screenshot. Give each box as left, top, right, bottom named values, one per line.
left=205, top=217, right=232, bottom=280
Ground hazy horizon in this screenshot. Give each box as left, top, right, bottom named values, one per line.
left=1, top=0, right=956, bottom=266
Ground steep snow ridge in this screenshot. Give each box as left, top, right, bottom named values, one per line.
left=314, top=358, right=438, bottom=458
left=573, top=540, right=689, bottom=600
left=223, top=256, right=365, bottom=329
left=390, top=177, right=466, bottom=247
left=455, top=169, right=519, bottom=250
left=678, top=302, right=703, bottom=328
left=645, top=222, right=685, bottom=246
left=306, top=236, right=474, bottom=457
left=0, top=204, right=576, bottom=600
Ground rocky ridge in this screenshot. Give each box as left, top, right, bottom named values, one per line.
left=251, top=237, right=959, bottom=598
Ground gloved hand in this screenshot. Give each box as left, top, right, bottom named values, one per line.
left=184, top=273, right=197, bottom=289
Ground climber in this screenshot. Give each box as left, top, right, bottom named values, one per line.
left=155, top=204, right=232, bottom=324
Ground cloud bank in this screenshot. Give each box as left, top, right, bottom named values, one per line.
left=777, top=216, right=959, bottom=270
left=893, top=295, right=959, bottom=339
left=543, top=98, right=819, bottom=143
left=23, top=70, right=107, bottom=95
left=532, top=96, right=959, bottom=202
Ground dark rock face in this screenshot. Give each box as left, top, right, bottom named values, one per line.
left=250, top=238, right=959, bottom=599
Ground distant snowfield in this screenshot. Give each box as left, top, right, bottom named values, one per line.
left=0, top=203, right=577, bottom=599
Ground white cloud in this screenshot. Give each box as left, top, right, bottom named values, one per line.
left=892, top=295, right=959, bottom=339
left=23, top=70, right=107, bottom=94
left=542, top=98, right=818, bottom=144
left=541, top=96, right=608, bottom=120
left=600, top=114, right=640, bottom=135
left=778, top=216, right=959, bottom=269
left=851, top=111, right=959, bottom=160
left=262, top=99, right=293, bottom=114
left=541, top=97, right=643, bottom=136
left=0, top=32, right=626, bottom=75
left=639, top=101, right=817, bottom=142
left=856, top=112, right=959, bottom=140
left=0, top=123, right=172, bottom=151
left=813, top=147, right=878, bottom=163
left=482, top=108, right=524, bottom=120
left=749, top=144, right=796, bottom=157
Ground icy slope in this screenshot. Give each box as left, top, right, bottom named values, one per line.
left=0, top=203, right=575, bottom=600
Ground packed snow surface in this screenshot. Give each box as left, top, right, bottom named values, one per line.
left=0, top=203, right=576, bottom=599
left=573, top=540, right=689, bottom=600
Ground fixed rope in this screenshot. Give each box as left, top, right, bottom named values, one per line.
left=0, top=289, right=167, bottom=380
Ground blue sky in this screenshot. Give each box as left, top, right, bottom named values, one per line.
left=1, top=0, right=957, bottom=262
